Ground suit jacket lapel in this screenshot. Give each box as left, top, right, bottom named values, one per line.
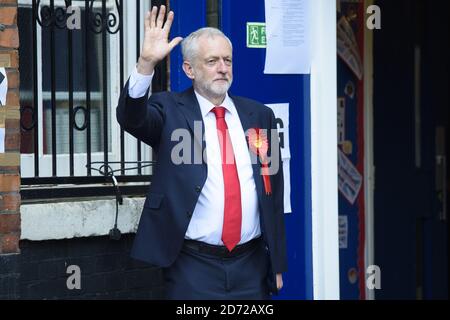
left=176, top=87, right=206, bottom=164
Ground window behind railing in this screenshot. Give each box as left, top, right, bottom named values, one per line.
left=18, top=0, right=168, bottom=200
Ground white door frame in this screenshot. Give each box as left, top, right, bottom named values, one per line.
left=364, top=0, right=376, bottom=301
left=310, top=0, right=340, bottom=300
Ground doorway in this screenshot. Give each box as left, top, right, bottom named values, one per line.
left=373, top=0, right=449, bottom=299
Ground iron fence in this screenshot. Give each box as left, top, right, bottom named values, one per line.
left=19, top=0, right=167, bottom=200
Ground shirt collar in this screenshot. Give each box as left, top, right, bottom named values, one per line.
left=194, top=90, right=237, bottom=118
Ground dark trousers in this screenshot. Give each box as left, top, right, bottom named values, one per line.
left=163, top=239, right=271, bottom=300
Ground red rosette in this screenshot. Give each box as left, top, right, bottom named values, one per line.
left=247, top=128, right=269, bottom=160
left=247, top=128, right=272, bottom=195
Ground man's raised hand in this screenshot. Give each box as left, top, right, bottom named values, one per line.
left=137, top=5, right=183, bottom=75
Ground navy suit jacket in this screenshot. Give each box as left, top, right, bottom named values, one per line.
left=116, top=82, right=288, bottom=274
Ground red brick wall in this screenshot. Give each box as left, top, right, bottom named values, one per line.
left=0, top=0, right=21, bottom=254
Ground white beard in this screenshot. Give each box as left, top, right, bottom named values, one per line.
left=192, top=68, right=233, bottom=100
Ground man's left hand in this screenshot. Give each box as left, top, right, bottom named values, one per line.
left=276, top=273, right=283, bottom=290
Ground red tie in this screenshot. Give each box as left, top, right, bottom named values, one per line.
left=212, top=106, right=242, bottom=251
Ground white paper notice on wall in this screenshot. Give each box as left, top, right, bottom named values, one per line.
left=337, top=16, right=363, bottom=80
left=0, top=128, right=5, bottom=153
left=282, top=159, right=292, bottom=213
left=264, top=0, right=312, bottom=74
left=338, top=148, right=363, bottom=204
left=266, top=103, right=290, bottom=159
left=0, top=67, right=7, bottom=106
left=266, top=103, right=291, bottom=213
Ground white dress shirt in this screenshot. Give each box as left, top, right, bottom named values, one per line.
left=128, top=66, right=261, bottom=246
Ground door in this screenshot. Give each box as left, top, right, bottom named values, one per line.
left=373, top=0, right=449, bottom=299
left=169, top=0, right=314, bottom=299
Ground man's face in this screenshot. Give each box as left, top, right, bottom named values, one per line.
left=188, top=35, right=233, bottom=98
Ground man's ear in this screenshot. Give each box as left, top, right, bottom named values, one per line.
left=182, top=61, right=195, bottom=80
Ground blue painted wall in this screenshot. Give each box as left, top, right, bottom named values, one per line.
left=169, top=0, right=207, bottom=92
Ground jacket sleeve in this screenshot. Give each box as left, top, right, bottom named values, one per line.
left=269, top=108, right=288, bottom=273
left=116, top=79, right=165, bottom=150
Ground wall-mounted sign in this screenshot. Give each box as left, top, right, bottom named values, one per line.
left=0, top=67, right=7, bottom=106
left=266, top=103, right=291, bottom=213
left=264, top=0, right=312, bottom=74
left=246, top=22, right=266, bottom=48
left=338, top=148, right=362, bottom=204
left=0, top=127, right=4, bottom=153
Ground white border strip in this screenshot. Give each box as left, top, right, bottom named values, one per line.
left=310, top=0, right=340, bottom=299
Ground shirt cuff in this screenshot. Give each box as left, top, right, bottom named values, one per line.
left=128, top=65, right=154, bottom=98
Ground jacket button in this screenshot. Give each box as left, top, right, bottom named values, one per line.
left=195, top=186, right=201, bottom=193
left=187, top=211, right=192, bottom=218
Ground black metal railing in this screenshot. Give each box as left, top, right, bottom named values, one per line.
left=19, top=0, right=168, bottom=200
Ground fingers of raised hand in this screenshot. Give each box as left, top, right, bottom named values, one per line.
left=149, top=6, right=157, bottom=28
left=162, top=10, right=175, bottom=34
left=156, top=5, right=166, bottom=28
left=147, top=5, right=173, bottom=34
left=148, top=5, right=167, bottom=29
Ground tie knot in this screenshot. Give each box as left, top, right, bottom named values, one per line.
left=212, top=106, right=226, bottom=119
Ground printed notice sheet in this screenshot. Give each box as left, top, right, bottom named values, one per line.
left=264, top=0, right=312, bottom=74
left=338, top=148, right=363, bottom=204
left=0, top=128, right=5, bottom=153
left=0, top=68, right=7, bottom=106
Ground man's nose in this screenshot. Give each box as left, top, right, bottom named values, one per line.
left=217, top=59, right=229, bottom=73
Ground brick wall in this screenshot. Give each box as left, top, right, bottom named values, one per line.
left=0, top=0, right=166, bottom=299
left=0, top=0, right=21, bottom=255
left=0, top=234, right=165, bottom=299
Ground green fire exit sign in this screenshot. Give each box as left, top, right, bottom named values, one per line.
left=246, top=22, right=266, bottom=48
